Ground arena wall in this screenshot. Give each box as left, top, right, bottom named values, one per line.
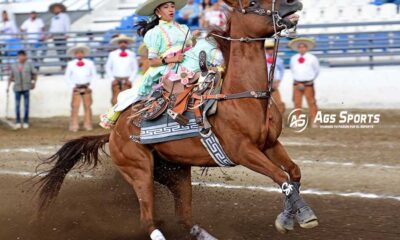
left=0, top=66, right=399, bottom=118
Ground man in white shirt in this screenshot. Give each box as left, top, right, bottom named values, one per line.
left=20, top=11, right=45, bottom=67
left=105, top=34, right=138, bottom=105
left=48, top=3, right=70, bottom=67
left=65, top=44, right=97, bottom=132
left=289, top=38, right=320, bottom=123
left=0, top=10, right=18, bottom=40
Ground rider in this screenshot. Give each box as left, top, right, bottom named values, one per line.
left=100, top=0, right=224, bottom=129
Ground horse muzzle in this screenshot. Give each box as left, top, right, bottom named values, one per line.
left=278, top=0, right=303, bottom=29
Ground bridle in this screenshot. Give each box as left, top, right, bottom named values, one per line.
left=211, top=0, right=291, bottom=96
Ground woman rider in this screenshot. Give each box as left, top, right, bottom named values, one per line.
left=100, top=0, right=224, bottom=129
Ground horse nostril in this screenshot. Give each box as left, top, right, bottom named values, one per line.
left=286, top=0, right=297, bottom=4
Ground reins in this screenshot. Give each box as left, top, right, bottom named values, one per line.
left=205, top=0, right=289, bottom=102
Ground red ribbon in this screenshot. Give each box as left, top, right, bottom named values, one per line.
left=77, top=60, right=85, bottom=67
left=267, top=56, right=274, bottom=64
left=298, top=56, right=306, bottom=64
left=120, top=50, right=128, bottom=57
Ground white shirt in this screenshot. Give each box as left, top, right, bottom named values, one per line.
left=105, top=49, right=138, bottom=81
left=49, top=13, right=70, bottom=34
left=0, top=20, right=18, bottom=40
left=290, top=53, right=320, bottom=82
left=21, top=18, right=45, bottom=43
left=65, top=59, right=97, bottom=89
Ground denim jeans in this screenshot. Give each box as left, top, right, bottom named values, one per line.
left=15, top=90, right=30, bottom=124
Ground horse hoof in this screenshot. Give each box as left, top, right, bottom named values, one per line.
left=275, top=212, right=294, bottom=234
left=296, top=206, right=319, bottom=229
left=191, top=225, right=218, bottom=240
left=150, top=229, right=166, bottom=240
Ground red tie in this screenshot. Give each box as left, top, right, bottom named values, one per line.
left=77, top=59, right=85, bottom=67
left=120, top=49, right=128, bottom=57
left=267, top=56, right=274, bottom=64
left=298, top=56, right=306, bottom=64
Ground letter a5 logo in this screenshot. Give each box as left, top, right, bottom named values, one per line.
left=288, top=109, right=309, bottom=133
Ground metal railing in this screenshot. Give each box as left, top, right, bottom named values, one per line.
left=1, top=28, right=400, bottom=80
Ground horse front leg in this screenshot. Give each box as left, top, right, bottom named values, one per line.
left=154, top=156, right=218, bottom=240
left=109, top=139, right=166, bottom=240
left=264, top=141, right=318, bottom=233
left=236, top=143, right=317, bottom=233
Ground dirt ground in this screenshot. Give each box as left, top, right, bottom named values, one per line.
left=0, top=109, right=399, bottom=240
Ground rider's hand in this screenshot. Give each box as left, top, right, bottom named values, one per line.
left=192, top=30, right=201, bottom=38
left=173, top=54, right=184, bottom=63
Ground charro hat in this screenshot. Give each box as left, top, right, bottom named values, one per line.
left=136, top=0, right=187, bottom=16
left=138, top=43, right=148, bottom=57
left=67, top=44, right=90, bottom=57
left=288, top=38, right=316, bottom=51
left=264, top=39, right=276, bottom=48
left=49, top=3, right=67, bottom=13
left=110, top=34, right=135, bottom=45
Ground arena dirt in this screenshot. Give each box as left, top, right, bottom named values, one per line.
left=0, top=109, right=399, bottom=239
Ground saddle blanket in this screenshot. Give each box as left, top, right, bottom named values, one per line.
left=140, top=111, right=199, bottom=144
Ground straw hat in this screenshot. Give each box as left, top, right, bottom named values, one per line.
left=138, top=43, right=148, bottom=57
left=264, top=39, right=276, bottom=49
left=49, top=3, right=67, bottom=13
left=288, top=38, right=316, bottom=51
left=136, top=0, right=187, bottom=16
left=67, top=44, right=90, bottom=57
left=110, top=34, right=135, bottom=45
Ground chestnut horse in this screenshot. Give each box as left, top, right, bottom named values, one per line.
left=38, top=1, right=318, bottom=239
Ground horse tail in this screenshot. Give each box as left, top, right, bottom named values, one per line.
left=37, top=134, right=110, bottom=212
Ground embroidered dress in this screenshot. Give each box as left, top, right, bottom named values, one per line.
left=100, top=20, right=224, bottom=128
left=114, top=20, right=223, bottom=112
left=139, top=20, right=223, bottom=95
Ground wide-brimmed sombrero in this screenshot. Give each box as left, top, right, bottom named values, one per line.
left=110, top=34, right=135, bottom=45
left=138, top=43, right=148, bottom=57
left=264, top=39, right=276, bottom=48
left=67, top=44, right=90, bottom=57
left=49, top=3, right=67, bottom=13
left=288, top=38, right=316, bottom=51
left=136, top=0, right=187, bottom=16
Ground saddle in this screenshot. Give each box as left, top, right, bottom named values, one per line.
left=131, top=51, right=222, bottom=129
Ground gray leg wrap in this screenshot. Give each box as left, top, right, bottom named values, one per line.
left=275, top=182, right=300, bottom=233
left=190, top=225, right=218, bottom=240
left=281, top=182, right=318, bottom=229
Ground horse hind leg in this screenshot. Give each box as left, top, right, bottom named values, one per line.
left=264, top=141, right=318, bottom=233
left=109, top=140, right=166, bottom=240
left=153, top=153, right=218, bottom=240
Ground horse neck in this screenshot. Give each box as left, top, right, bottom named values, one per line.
left=223, top=17, right=268, bottom=93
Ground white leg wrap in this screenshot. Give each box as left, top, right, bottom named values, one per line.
left=190, top=225, right=218, bottom=240
left=150, top=229, right=166, bottom=240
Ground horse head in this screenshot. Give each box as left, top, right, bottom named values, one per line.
left=222, top=0, right=303, bottom=37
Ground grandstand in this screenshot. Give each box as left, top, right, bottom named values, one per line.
left=1, top=0, right=400, bottom=79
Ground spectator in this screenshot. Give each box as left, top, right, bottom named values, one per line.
left=65, top=44, right=97, bottom=132
left=265, top=39, right=286, bottom=114
left=0, top=10, right=18, bottom=40
left=201, top=0, right=227, bottom=28
left=20, top=11, right=46, bottom=68
left=288, top=38, right=320, bottom=126
left=7, top=50, right=38, bottom=129
left=176, top=0, right=200, bottom=26
left=48, top=3, right=71, bottom=68
left=105, top=34, right=138, bottom=105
